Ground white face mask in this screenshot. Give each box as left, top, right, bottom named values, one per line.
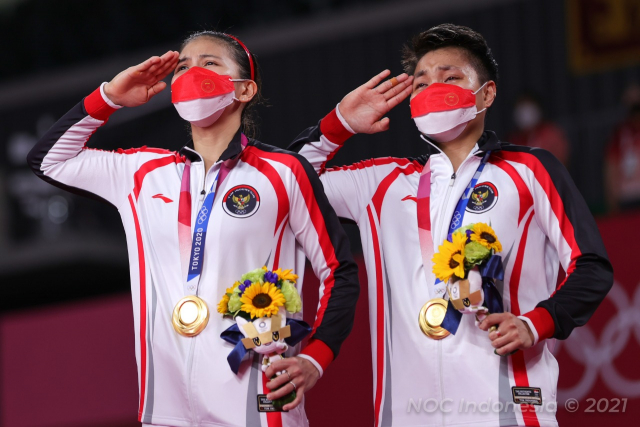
left=410, top=82, right=488, bottom=143
left=171, top=67, right=249, bottom=128
left=173, top=93, right=238, bottom=128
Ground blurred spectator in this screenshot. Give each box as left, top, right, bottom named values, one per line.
left=605, top=84, right=640, bottom=212
left=508, top=93, right=571, bottom=167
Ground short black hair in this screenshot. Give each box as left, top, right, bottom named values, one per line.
left=402, top=24, right=499, bottom=86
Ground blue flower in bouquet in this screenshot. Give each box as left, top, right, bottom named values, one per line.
left=239, top=280, right=252, bottom=295
left=264, top=271, right=279, bottom=285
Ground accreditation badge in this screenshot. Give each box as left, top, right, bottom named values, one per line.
left=172, top=295, right=210, bottom=337
left=418, top=298, right=450, bottom=340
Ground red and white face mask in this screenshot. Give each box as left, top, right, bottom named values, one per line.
left=171, top=67, right=249, bottom=128
left=410, top=82, right=487, bottom=143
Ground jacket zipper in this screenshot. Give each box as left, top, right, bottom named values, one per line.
left=434, top=151, right=483, bottom=426
left=186, top=157, right=219, bottom=423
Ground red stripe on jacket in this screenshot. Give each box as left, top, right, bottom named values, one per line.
left=247, top=147, right=340, bottom=336
left=498, top=151, right=582, bottom=291
left=326, top=157, right=422, bottom=173
left=507, top=211, right=541, bottom=426
left=490, top=156, right=534, bottom=226
left=242, top=151, right=290, bottom=235
left=128, top=195, right=148, bottom=420
left=372, top=164, right=420, bottom=220
left=367, top=206, right=386, bottom=427
left=133, top=155, right=184, bottom=200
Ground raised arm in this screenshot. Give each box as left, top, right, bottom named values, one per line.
left=288, top=70, right=413, bottom=222
left=27, top=51, right=179, bottom=208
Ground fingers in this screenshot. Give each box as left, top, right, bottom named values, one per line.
left=364, top=69, right=392, bottom=89
left=267, top=379, right=299, bottom=402
left=368, top=117, right=390, bottom=134
left=377, top=73, right=410, bottom=95
left=478, top=312, right=508, bottom=331
left=386, top=82, right=414, bottom=110
left=282, top=387, right=304, bottom=411
left=147, top=81, right=167, bottom=99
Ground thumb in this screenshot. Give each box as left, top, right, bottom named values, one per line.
left=369, top=117, right=390, bottom=134
left=148, top=81, right=168, bottom=99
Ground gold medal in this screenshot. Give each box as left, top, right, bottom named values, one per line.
left=418, top=298, right=450, bottom=340
left=172, top=295, right=210, bottom=337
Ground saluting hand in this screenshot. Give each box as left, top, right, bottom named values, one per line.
left=338, top=69, right=413, bottom=134
left=104, top=50, right=180, bottom=107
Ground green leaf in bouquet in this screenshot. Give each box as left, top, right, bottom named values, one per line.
left=464, top=241, right=491, bottom=265
left=240, top=268, right=266, bottom=284
left=281, top=281, right=302, bottom=313
left=228, top=293, right=243, bottom=313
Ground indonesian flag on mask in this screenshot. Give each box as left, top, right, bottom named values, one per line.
left=172, top=67, right=236, bottom=127
left=410, top=83, right=481, bottom=142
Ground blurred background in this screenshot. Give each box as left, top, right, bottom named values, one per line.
left=1, top=0, right=639, bottom=426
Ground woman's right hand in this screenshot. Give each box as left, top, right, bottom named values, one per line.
left=103, top=50, right=180, bottom=107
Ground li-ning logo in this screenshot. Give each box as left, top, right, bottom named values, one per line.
left=466, top=182, right=498, bottom=213
left=201, top=79, right=215, bottom=93
left=197, top=206, right=209, bottom=225
left=222, top=185, right=260, bottom=218
left=444, top=93, right=459, bottom=106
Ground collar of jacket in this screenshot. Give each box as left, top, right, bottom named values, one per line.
left=422, top=130, right=503, bottom=157
left=178, top=128, right=246, bottom=163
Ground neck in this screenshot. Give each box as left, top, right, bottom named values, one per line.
left=191, top=110, right=242, bottom=172
left=435, top=125, right=484, bottom=172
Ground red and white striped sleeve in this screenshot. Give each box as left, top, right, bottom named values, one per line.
left=249, top=143, right=360, bottom=375
left=27, top=84, right=173, bottom=209
left=501, top=147, right=613, bottom=344
left=289, top=107, right=410, bottom=223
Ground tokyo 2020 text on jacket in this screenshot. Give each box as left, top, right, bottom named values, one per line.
left=289, top=107, right=613, bottom=427
left=27, top=85, right=360, bottom=427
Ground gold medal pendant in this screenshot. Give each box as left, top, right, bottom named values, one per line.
left=172, top=295, right=210, bottom=337
left=418, top=298, right=451, bottom=340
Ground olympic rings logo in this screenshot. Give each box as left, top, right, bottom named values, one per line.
left=450, top=211, right=462, bottom=230
left=197, top=207, right=209, bottom=225
left=557, top=281, right=640, bottom=402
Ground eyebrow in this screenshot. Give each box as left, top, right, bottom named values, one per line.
left=177, top=54, right=223, bottom=64
left=414, top=65, right=463, bottom=77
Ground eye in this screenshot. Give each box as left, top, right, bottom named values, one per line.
left=253, top=337, right=261, bottom=346
left=272, top=331, right=280, bottom=341
left=174, top=65, right=187, bottom=74
left=445, top=76, right=459, bottom=82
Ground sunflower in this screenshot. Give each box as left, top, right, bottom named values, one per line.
left=226, top=281, right=241, bottom=295
left=470, top=223, right=502, bottom=253
left=432, top=231, right=467, bottom=282
left=240, top=282, right=286, bottom=318
left=217, top=294, right=230, bottom=314
left=273, top=268, right=298, bottom=283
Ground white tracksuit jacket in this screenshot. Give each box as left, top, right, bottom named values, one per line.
left=27, top=87, right=360, bottom=427
left=289, top=108, right=612, bottom=427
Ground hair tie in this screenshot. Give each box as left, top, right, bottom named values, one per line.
left=224, top=34, right=255, bottom=81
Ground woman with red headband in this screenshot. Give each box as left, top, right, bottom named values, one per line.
left=28, top=31, right=359, bottom=426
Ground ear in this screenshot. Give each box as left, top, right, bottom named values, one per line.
left=482, top=81, right=497, bottom=109
left=235, top=80, right=258, bottom=104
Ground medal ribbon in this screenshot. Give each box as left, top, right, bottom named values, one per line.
left=178, top=134, right=250, bottom=294
left=417, top=151, right=493, bottom=332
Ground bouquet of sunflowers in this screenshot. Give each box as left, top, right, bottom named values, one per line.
left=432, top=223, right=503, bottom=315
left=219, top=267, right=310, bottom=411
left=217, top=266, right=302, bottom=320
